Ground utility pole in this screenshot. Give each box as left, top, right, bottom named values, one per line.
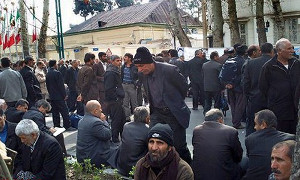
left=55, top=0, right=64, bottom=59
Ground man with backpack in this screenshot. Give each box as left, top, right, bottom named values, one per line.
left=220, top=45, right=248, bottom=129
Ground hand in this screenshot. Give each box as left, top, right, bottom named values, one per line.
left=77, top=94, right=82, bottom=101
left=49, top=127, right=57, bottom=133
left=100, top=113, right=106, bottom=121
left=225, top=84, right=233, bottom=89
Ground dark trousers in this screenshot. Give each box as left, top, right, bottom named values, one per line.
left=99, top=91, right=107, bottom=115
left=107, top=100, right=126, bottom=143
left=245, top=100, right=266, bottom=136
left=150, top=108, right=192, bottom=164
left=191, top=82, right=204, bottom=108
left=228, top=90, right=247, bottom=127
left=55, top=133, right=67, bottom=155
left=67, top=91, right=84, bottom=116
left=51, top=100, right=70, bottom=128
left=203, top=91, right=221, bottom=115
left=277, top=120, right=298, bottom=134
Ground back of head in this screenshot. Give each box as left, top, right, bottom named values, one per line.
left=133, top=106, right=149, bottom=123
left=85, top=100, right=100, bottom=114
left=236, top=45, right=248, bottom=56
left=210, top=51, right=219, bottom=60
left=204, top=108, right=224, bottom=122
left=168, top=49, right=178, bottom=58
left=111, top=55, right=120, bottom=61
left=84, top=53, right=95, bottom=63
left=255, top=109, right=277, bottom=128
left=15, top=99, right=29, bottom=108
left=48, top=60, right=57, bottom=68
left=35, top=99, right=51, bottom=110
left=1, top=57, right=10, bottom=68
left=261, top=43, right=274, bottom=54
left=15, top=119, right=40, bottom=136
left=247, top=45, right=259, bottom=57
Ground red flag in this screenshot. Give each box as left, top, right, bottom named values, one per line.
left=3, top=34, right=8, bottom=50
left=8, top=33, right=15, bottom=47
left=15, top=33, right=21, bottom=44
left=32, top=30, right=36, bottom=43
left=0, top=34, right=2, bottom=45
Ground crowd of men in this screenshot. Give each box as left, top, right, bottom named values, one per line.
left=0, top=37, right=299, bottom=179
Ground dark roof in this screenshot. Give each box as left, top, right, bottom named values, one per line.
left=65, top=0, right=200, bottom=34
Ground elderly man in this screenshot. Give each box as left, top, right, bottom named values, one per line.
left=259, top=38, right=300, bottom=134
left=76, top=100, right=116, bottom=168
left=5, top=99, right=29, bottom=123
left=134, top=123, right=193, bottom=180
left=247, top=44, right=261, bottom=59
left=243, top=109, right=295, bottom=180
left=133, top=47, right=191, bottom=164
left=14, top=119, right=65, bottom=180
left=104, top=55, right=126, bottom=143
left=0, top=57, right=27, bottom=107
left=117, top=106, right=150, bottom=176
left=192, top=108, right=243, bottom=180
left=269, top=140, right=296, bottom=180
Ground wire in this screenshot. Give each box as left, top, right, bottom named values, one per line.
left=21, top=0, right=57, bottom=34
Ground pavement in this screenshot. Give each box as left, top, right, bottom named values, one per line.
left=46, top=97, right=247, bottom=157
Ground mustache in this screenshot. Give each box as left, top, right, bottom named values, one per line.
left=271, top=168, right=281, bottom=174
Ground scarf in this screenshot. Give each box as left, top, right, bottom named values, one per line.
left=106, top=64, right=121, bottom=75
left=139, top=147, right=180, bottom=180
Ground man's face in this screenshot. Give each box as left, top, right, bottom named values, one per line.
left=148, top=138, right=171, bottom=162
left=123, top=56, right=131, bottom=64
left=28, top=59, right=36, bottom=67
left=72, top=61, right=79, bottom=68
left=16, top=104, right=28, bottom=112
left=253, top=46, right=261, bottom=58
left=0, top=114, right=6, bottom=132
left=38, top=62, right=45, bottom=69
left=111, top=58, right=122, bottom=67
left=278, top=41, right=295, bottom=61
left=254, top=116, right=264, bottom=131
left=197, top=51, right=204, bottom=58
left=135, top=63, right=155, bottom=75
left=100, top=55, right=108, bottom=62
left=18, top=133, right=37, bottom=146
left=271, top=146, right=292, bottom=180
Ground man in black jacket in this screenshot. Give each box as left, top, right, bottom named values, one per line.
left=5, top=99, right=29, bottom=123
left=259, top=38, right=300, bottom=134
left=19, top=56, right=42, bottom=108
left=104, top=55, right=126, bottom=143
left=243, top=109, right=295, bottom=180
left=64, top=60, right=84, bottom=115
left=46, top=60, right=73, bottom=131
left=242, top=43, right=274, bottom=136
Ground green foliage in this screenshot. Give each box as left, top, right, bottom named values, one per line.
left=73, top=0, right=107, bottom=19
left=115, top=0, right=134, bottom=8
left=128, top=166, right=136, bottom=178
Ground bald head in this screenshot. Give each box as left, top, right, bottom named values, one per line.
left=86, top=100, right=101, bottom=114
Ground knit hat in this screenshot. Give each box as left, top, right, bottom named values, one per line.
left=133, top=47, right=154, bottom=64
left=148, top=123, right=174, bottom=146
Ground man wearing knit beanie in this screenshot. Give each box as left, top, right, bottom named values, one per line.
left=133, top=47, right=192, bottom=164
left=134, top=123, right=193, bottom=180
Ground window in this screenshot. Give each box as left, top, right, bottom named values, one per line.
left=274, top=17, right=300, bottom=44
left=239, top=22, right=247, bottom=44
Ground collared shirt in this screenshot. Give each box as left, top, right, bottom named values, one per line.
left=30, top=133, right=40, bottom=153
left=0, top=123, right=8, bottom=143
left=100, top=61, right=107, bottom=71
left=147, top=63, right=166, bottom=108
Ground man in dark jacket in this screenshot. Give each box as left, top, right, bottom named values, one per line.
left=259, top=38, right=300, bottom=134
left=64, top=60, right=84, bottom=115
left=104, top=55, right=126, bottom=143
left=187, top=49, right=207, bottom=110
left=242, top=43, right=274, bottom=136
left=243, top=109, right=295, bottom=180
left=133, top=47, right=191, bottom=164
left=19, top=56, right=42, bottom=108
left=117, top=106, right=150, bottom=176
left=46, top=60, right=73, bottom=130
left=14, top=119, right=66, bottom=180
left=5, top=99, right=29, bottom=123
left=76, top=100, right=116, bottom=168
left=192, top=108, right=243, bottom=180
left=121, top=53, right=138, bottom=121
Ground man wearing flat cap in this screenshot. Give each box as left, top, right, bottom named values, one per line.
left=134, top=123, right=193, bottom=180
left=133, top=47, right=191, bottom=164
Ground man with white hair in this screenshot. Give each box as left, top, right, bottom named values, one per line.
left=259, top=38, right=300, bottom=134
left=14, top=119, right=66, bottom=180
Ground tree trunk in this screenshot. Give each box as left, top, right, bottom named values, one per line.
left=38, top=0, right=50, bottom=58
left=271, top=0, right=284, bottom=39
left=291, top=114, right=300, bottom=180
left=256, top=0, right=267, bottom=45
left=202, top=0, right=208, bottom=48
left=211, top=0, right=224, bottom=47
left=19, top=0, right=30, bottom=58
left=227, top=0, right=240, bottom=46
left=168, top=0, right=192, bottom=47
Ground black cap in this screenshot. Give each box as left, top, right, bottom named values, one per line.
left=133, top=47, right=154, bottom=64
left=148, top=123, right=174, bottom=146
